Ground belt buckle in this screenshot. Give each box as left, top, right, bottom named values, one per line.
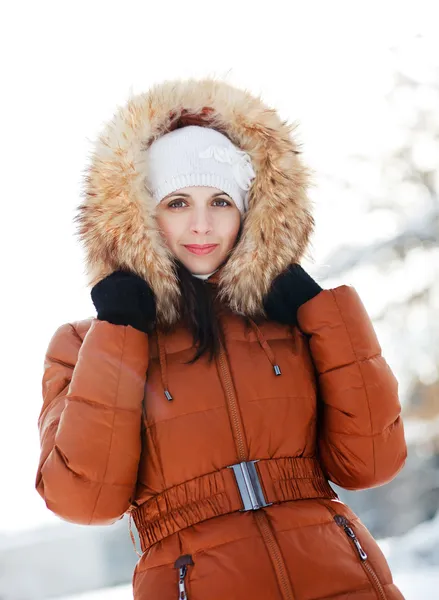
left=228, top=460, right=272, bottom=511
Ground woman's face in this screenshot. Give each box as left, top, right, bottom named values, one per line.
left=155, top=186, right=241, bottom=275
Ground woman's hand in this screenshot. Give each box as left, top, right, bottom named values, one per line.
left=91, top=270, right=156, bottom=334
left=263, top=264, right=323, bottom=326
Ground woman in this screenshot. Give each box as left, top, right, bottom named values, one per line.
left=36, top=78, right=407, bottom=599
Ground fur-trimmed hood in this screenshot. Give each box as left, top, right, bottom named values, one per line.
left=75, top=78, right=314, bottom=325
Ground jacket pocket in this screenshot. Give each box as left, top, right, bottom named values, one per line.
left=174, top=554, right=194, bottom=599
left=333, top=514, right=387, bottom=600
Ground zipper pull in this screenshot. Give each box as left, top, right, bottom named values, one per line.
left=178, top=566, right=188, bottom=600
left=334, top=515, right=368, bottom=561
left=344, top=524, right=368, bottom=561
left=174, top=555, right=194, bottom=599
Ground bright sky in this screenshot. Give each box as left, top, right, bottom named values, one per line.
left=1, top=1, right=436, bottom=534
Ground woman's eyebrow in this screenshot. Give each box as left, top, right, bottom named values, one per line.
left=165, top=192, right=229, bottom=199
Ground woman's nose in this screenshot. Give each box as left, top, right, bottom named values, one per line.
left=190, top=209, right=212, bottom=234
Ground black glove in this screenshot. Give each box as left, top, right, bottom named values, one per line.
left=263, top=264, right=323, bottom=326
left=91, top=270, right=156, bottom=334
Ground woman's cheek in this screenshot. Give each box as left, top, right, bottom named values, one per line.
left=157, top=216, right=181, bottom=250
left=223, top=214, right=241, bottom=250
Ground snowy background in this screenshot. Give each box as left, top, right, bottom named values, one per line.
left=1, top=0, right=438, bottom=598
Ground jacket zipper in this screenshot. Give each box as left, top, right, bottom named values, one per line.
left=174, top=555, right=194, bottom=600
left=216, top=341, right=295, bottom=600
left=217, top=343, right=247, bottom=462
left=333, top=514, right=387, bottom=600
left=254, top=510, right=295, bottom=600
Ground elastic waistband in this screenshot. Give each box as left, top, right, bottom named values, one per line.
left=131, top=457, right=337, bottom=553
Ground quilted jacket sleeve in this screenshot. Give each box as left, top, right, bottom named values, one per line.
left=35, top=319, right=149, bottom=525
left=296, top=285, right=407, bottom=491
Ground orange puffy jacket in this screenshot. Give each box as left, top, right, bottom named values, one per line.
left=36, top=79, right=407, bottom=600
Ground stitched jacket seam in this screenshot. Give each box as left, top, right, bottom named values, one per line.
left=88, top=328, right=127, bottom=523
left=330, top=290, right=376, bottom=480
left=319, top=353, right=381, bottom=375
left=67, top=395, right=139, bottom=413
left=136, top=532, right=259, bottom=573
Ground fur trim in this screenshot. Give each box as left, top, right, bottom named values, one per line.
left=75, top=77, right=314, bottom=325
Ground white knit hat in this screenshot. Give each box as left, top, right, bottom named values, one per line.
left=145, top=125, right=256, bottom=213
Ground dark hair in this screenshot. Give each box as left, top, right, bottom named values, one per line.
left=175, top=261, right=223, bottom=363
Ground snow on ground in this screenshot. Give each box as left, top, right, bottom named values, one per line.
left=381, top=510, right=439, bottom=572
left=394, top=569, right=439, bottom=598
left=54, top=585, right=132, bottom=600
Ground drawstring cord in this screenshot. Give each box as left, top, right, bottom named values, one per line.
left=156, top=320, right=280, bottom=403
left=157, top=329, right=173, bottom=401
left=128, top=511, right=143, bottom=558
left=248, top=319, right=282, bottom=376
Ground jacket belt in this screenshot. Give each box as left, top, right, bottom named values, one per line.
left=131, top=456, right=337, bottom=553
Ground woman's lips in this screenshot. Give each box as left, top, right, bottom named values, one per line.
left=183, top=244, right=219, bottom=256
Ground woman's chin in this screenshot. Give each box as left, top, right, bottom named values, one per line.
left=180, top=256, right=222, bottom=275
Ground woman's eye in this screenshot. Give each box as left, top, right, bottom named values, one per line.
left=168, top=199, right=186, bottom=209
left=212, top=198, right=231, bottom=207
